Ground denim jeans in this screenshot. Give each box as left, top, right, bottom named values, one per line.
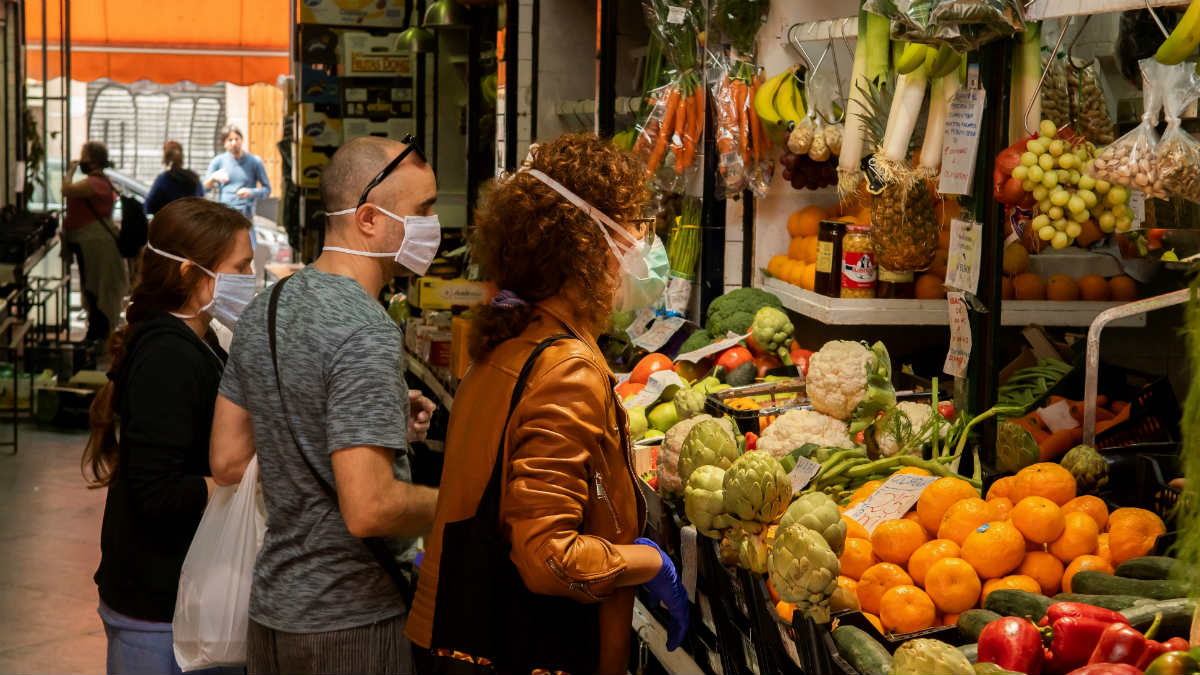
left=98, top=601, right=243, bottom=675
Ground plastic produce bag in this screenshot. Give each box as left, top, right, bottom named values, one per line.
left=1041, top=55, right=1071, bottom=130
left=865, top=0, right=1022, bottom=51
left=173, top=457, right=266, bottom=671
left=1155, top=62, right=1200, bottom=202
left=1089, top=58, right=1164, bottom=198
left=1071, top=59, right=1116, bottom=145
left=710, top=57, right=748, bottom=199
left=634, top=76, right=704, bottom=192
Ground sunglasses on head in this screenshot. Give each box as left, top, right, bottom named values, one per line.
left=355, top=133, right=427, bottom=209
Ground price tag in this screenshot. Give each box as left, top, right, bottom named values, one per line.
left=666, top=5, right=687, bottom=24
left=945, top=219, right=983, bottom=294
left=938, top=86, right=987, bottom=196
left=788, top=456, right=823, bottom=492
left=943, top=292, right=972, bottom=378
left=681, top=525, right=698, bottom=602
left=625, top=307, right=656, bottom=341
left=676, top=331, right=752, bottom=363
left=632, top=316, right=687, bottom=352
left=843, top=473, right=939, bottom=535
left=1130, top=190, right=1146, bottom=230
left=622, top=369, right=688, bottom=409
left=1037, top=399, right=1080, bottom=433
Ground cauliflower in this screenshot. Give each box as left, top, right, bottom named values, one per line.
left=874, top=402, right=944, bottom=458
left=806, top=340, right=897, bottom=431
left=756, top=409, right=854, bottom=459
left=657, top=414, right=737, bottom=496
left=705, top=287, right=783, bottom=338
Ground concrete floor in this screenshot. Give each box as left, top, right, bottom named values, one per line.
left=0, top=424, right=108, bottom=674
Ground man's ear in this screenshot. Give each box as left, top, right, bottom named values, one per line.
left=355, top=205, right=379, bottom=236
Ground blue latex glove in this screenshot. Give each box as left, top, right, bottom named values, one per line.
left=635, top=537, right=689, bottom=651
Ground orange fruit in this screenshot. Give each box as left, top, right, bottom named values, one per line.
left=990, top=497, right=1015, bottom=521
left=944, top=613, right=962, bottom=627
left=858, top=563, right=914, bottom=615
left=896, top=467, right=932, bottom=477
left=799, top=263, right=817, bottom=291
left=1049, top=512, right=1100, bottom=563
left=1011, top=497, right=1066, bottom=544
left=1062, top=554, right=1114, bottom=593
left=788, top=236, right=809, bottom=261
left=1046, top=275, right=1081, bottom=302
left=873, top=519, right=930, bottom=565
left=880, top=585, right=938, bottom=635
left=776, top=600, right=797, bottom=621
left=863, top=612, right=884, bottom=634
left=1012, top=463, right=1077, bottom=506
left=915, top=274, right=946, bottom=300
left=1096, top=533, right=1113, bottom=565
left=987, top=476, right=1017, bottom=501
left=844, top=515, right=870, bottom=540
left=917, top=477, right=980, bottom=533
left=788, top=205, right=826, bottom=238
left=1013, top=273, right=1046, bottom=300
left=840, top=538, right=878, bottom=580
left=981, top=574, right=1042, bottom=604
left=1078, top=274, right=1111, bottom=302
left=767, top=579, right=781, bottom=604
left=938, top=499, right=998, bottom=546
left=903, top=510, right=931, bottom=537
left=962, top=521, right=1026, bottom=579
left=908, top=539, right=962, bottom=587
left=838, top=575, right=859, bottom=595
left=849, top=480, right=884, bottom=505
left=924, top=558, right=982, bottom=614
left=1109, top=275, right=1138, bottom=302
left=1019, top=551, right=1066, bottom=596
left=1062, top=496, right=1109, bottom=532
left=768, top=255, right=790, bottom=279
left=1107, top=508, right=1166, bottom=564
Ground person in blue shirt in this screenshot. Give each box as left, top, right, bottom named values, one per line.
left=145, top=141, right=204, bottom=216
left=204, top=125, right=271, bottom=221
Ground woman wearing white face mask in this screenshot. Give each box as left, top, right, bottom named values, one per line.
left=84, top=198, right=253, bottom=675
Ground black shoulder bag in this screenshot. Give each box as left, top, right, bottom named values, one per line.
left=427, top=333, right=600, bottom=675
left=267, top=275, right=414, bottom=606
left=82, top=177, right=147, bottom=259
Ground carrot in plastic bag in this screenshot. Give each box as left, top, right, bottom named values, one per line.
left=646, top=86, right=680, bottom=175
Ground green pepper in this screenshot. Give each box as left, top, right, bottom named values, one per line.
left=1145, top=651, right=1200, bottom=674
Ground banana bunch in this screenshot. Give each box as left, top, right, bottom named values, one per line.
left=1156, top=0, right=1200, bottom=65
left=896, top=42, right=961, bottom=79
left=754, top=68, right=805, bottom=130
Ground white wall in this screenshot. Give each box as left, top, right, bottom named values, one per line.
left=534, top=0, right=596, bottom=141
left=224, top=83, right=250, bottom=136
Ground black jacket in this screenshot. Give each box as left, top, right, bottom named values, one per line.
left=94, top=313, right=226, bottom=622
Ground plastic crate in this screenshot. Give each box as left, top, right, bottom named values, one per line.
left=705, top=378, right=808, bottom=435
left=786, top=614, right=856, bottom=675
left=1100, top=443, right=1181, bottom=524
left=832, top=610, right=968, bottom=650
left=1095, top=378, right=1181, bottom=449
left=695, top=539, right=750, bottom=675
left=741, top=572, right=803, bottom=675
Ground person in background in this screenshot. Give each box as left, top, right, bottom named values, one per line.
left=204, top=125, right=271, bottom=224
left=209, top=135, right=439, bottom=674
left=406, top=133, right=687, bottom=675
left=85, top=198, right=254, bottom=675
left=62, top=140, right=129, bottom=343
left=145, top=141, right=203, bottom=215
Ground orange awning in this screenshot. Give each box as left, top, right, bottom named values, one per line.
left=25, top=1, right=289, bottom=86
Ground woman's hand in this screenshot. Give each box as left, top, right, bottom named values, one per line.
left=633, top=537, right=690, bottom=651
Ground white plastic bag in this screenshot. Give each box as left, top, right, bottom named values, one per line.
left=173, top=456, right=266, bottom=671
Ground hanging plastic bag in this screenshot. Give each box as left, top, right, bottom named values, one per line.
left=1156, top=62, right=1200, bottom=202
left=711, top=57, right=748, bottom=198
left=1071, top=59, right=1116, bottom=145
left=173, top=456, right=266, bottom=671
left=634, top=75, right=703, bottom=192
left=1089, top=58, right=1165, bottom=198
left=930, top=0, right=1024, bottom=50
left=1041, top=54, right=1071, bottom=130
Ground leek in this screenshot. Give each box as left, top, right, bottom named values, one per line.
left=864, top=12, right=891, bottom=83
left=918, top=68, right=961, bottom=176
left=838, top=5, right=888, bottom=196
left=1008, top=22, right=1042, bottom=145
left=881, top=69, right=928, bottom=164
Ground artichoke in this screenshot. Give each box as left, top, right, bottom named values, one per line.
left=767, top=524, right=840, bottom=624
left=779, top=492, right=848, bottom=556
left=728, top=528, right=770, bottom=574
left=996, top=420, right=1040, bottom=474
left=1060, top=444, right=1109, bottom=493
left=684, top=466, right=728, bottom=538
left=678, top=419, right=741, bottom=487
left=890, top=639, right=974, bottom=675
left=722, top=451, right=792, bottom=533
left=674, top=387, right=707, bottom=420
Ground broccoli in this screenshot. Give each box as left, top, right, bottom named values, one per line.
left=705, top=288, right=783, bottom=338
left=679, top=330, right=714, bottom=354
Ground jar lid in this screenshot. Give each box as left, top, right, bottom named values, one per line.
left=845, top=223, right=872, bottom=233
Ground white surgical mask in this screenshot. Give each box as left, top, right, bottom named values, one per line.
left=526, top=169, right=669, bottom=312
left=146, top=242, right=257, bottom=329
left=323, top=205, right=441, bottom=276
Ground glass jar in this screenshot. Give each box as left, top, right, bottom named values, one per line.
left=815, top=220, right=845, bottom=297
left=840, top=224, right=877, bottom=299
left=876, top=268, right=915, bottom=299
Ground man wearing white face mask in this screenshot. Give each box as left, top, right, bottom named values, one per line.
left=209, top=135, right=439, bottom=674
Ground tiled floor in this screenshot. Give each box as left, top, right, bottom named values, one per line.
left=0, top=424, right=108, bottom=674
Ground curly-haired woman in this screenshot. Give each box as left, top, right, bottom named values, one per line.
left=406, top=134, right=687, bottom=674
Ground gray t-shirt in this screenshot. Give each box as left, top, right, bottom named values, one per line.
left=220, top=266, right=415, bottom=633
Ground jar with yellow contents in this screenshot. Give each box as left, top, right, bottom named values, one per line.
left=840, top=224, right=877, bottom=298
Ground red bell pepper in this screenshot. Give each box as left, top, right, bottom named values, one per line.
left=745, top=431, right=758, bottom=452
left=1067, top=664, right=1143, bottom=675
left=1043, top=617, right=1120, bottom=675
left=978, top=617, right=1045, bottom=675
left=1087, top=614, right=1162, bottom=667
left=1136, top=637, right=1191, bottom=671
left=789, top=348, right=812, bottom=377
left=1043, top=603, right=1129, bottom=628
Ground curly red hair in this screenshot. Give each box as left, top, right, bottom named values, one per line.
left=469, top=133, right=647, bottom=359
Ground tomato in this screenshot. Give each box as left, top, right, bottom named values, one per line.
left=615, top=381, right=646, bottom=400
left=630, top=353, right=674, bottom=385
left=938, top=401, right=955, bottom=420
left=1147, top=228, right=1167, bottom=251
left=715, top=346, right=754, bottom=372
left=755, top=353, right=783, bottom=378
left=790, top=348, right=813, bottom=377
left=745, top=431, right=759, bottom=452
left=745, top=333, right=767, bottom=356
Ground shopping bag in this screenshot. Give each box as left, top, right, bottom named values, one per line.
left=172, top=456, right=265, bottom=671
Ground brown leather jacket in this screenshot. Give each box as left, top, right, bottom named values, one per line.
left=406, top=298, right=647, bottom=674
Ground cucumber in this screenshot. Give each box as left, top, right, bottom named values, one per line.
left=1051, top=593, right=1154, bottom=611
left=1069, top=571, right=1188, bottom=600
left=1114, top=556, right=1180, bottom=580
left=1121, top=598, right=1197, bottom=639
left=958, top=643, right=978, bottom=665
left=957, top=609, right=1003, bottom=641
left=983, top=589, right=1053, bottom=621
left=832, top=625, right=892, bottom=675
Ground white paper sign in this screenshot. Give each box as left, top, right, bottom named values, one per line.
left=625, top=307, right=657, bottom=341
left=938, top=87, right=987, bottom=196
left=788, top=456, right=823, bottom=493
left=943, top=292, right=972, bottom=378
left=632, top=316, right=687, bottom=352
left=843, top=473, right=939, bottom=534
left=667, top=5, right=687, bottom=24
left=1037, top=399, right=1080, bottom=433
left=681, top=525, right=698, bottom=601
left=945, top=220, right=983, bottom=294
left=623, top=369, right=688, bottom=409
left=1130, top=190, right=1146, bottom=230
left=676, top=331, right=751, bottom=363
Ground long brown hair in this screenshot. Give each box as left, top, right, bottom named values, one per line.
left=82, top=198, right=251, bottom=488
left=468, top=133, right=647, bottom=359
left=163, top=140, right=185, bottom=170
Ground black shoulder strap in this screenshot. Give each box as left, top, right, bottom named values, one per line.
left=267, top=274, right=415, bottom=605
left=474, top=333, right=575, bottom=525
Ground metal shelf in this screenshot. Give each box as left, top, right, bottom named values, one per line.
left=404, top=349, right=455, bottom=409
left=1026, top=0, right=1189, bottom=20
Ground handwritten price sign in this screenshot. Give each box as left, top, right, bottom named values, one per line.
left=843, top=473, right=939, bottom=535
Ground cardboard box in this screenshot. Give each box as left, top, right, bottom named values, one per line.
left=297, top=0, right=407, bottom=27
left=298, top=104, right=342, bottom=147
left=341, top=31, right=411, bottom=78
left=413, top=278, right=493, bottom=311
